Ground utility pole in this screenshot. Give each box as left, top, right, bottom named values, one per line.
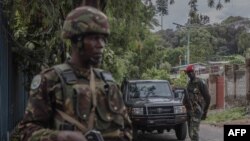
left=161, top=14, right=163, bottom=30
left=187, top=28, right=190, bottom=65
left=173, top=22, right=190, bottom=65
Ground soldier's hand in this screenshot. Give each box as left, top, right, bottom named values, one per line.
left=57, top=131, right=87, bottom=141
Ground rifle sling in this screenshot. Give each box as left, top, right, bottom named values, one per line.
left=56, top=109, right=88, bottom=133
left=88, top=66, right=96, bottom=131
left=56, top=66, right=97, bottom=134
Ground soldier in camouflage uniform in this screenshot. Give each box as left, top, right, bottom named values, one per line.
left=184, top=64, right=211, bottom=141
left=17, top=6, right=132, bottom=141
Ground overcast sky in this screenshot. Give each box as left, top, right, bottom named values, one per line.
left=153, top=0, right=250, bottom=31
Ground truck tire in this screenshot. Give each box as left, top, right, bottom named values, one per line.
left=175, top=122, right=187, bottom=140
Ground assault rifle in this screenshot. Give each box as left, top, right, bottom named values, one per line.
left=57, top=109, right=105, bottom=141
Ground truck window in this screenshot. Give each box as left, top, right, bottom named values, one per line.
left=128, top=82, right=172, bottom=99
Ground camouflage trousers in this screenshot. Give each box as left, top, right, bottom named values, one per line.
left=187, top=113, right=202, bottom=141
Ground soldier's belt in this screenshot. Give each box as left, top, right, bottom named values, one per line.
left=102, top=129, right=121, bottom=138
left=102, top=129, right=132, bottom=141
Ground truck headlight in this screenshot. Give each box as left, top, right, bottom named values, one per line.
left=174, top=106, right=186, bottom=114
left=132, top=108, right=144, bottom=115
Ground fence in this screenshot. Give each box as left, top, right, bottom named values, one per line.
left=207, top=63, right=250, bottom=109
left=224, top=64, right=247, bottom=108
left=0, top=4, right=10, bottom=140
left=0, top=6, right=28, bottom=141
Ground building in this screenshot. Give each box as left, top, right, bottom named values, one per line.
left=170, top=63, right=208, bottom=80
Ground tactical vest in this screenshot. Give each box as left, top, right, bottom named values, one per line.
left=52, top=63, right=125, bottom=134
left=186, top=78, right=205, bottom=113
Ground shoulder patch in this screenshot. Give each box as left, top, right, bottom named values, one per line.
left=53, top=63, right=77, bottom=84
left=101, top=72, right=114, bottom=82
left=30, top=75, right=42, bottom=90
left=93, top=68, right=115, bottom=82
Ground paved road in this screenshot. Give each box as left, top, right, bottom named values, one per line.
left=134, top=123, right=223, bottom=141
left=199, top=124, right=223, bottom=141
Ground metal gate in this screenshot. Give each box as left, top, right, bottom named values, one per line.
left=0, top=3, right=10, bottom=140
left=0, top=4, right=28, bottom=141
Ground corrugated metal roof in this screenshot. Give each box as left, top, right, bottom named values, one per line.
left=172, top=63, right=207, bottom=69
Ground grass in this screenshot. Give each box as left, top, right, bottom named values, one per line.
left=204, top=107, right=247, bottom=124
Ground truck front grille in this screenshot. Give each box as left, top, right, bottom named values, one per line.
left=147, top=106, right=174, bottom=115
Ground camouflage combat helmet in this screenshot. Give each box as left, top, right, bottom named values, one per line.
left=61, top=6, right=110, bottom=39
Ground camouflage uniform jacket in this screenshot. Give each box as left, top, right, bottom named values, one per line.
left=184, top=78, right=210, bottom=115
left=18, top=62, right=132, bottom=141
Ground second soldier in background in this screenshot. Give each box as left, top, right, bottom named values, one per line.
left=184, top=64, right=211, bottom=141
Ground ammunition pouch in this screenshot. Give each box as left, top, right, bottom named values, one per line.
left=102, top=129, right=121, bottom=138
left=102, top=129, right=131, bottom=141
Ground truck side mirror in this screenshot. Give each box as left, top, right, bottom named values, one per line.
left=174, top=91, right=179, bottom=98
left=173, top=89, right=186, bottom=100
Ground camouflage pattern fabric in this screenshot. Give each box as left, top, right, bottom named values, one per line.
left=185, top=77, right=210, bottom=113
left=61, top=6, right=110, bottom=39
left=17, top=62, right=132, bottom=141
left=187, top=114, right=201, bottom=141
left=185, top=77, right=210, bottom=141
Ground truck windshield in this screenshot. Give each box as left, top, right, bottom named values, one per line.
left=128, top=82, right=172, bottom=99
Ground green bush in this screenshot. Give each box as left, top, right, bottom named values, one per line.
left=205, top=107, right=246, bottom=124
left=141, top=67, right=170, bottom=81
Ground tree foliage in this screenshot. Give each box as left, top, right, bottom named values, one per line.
left=2, top=0, right=82, bottom=77
left=156, top=0, right=169, bottom=16
left=172, top=71, right=188, bottom=88
left=189, top=28, right=215, bottom=63
left=238, top=32, right=250, bottom=55
left=2, top=0, right=237, bottom=83
left=141, top=67, right=170, bottom=81
left=153, top=0, right=231, bottom=25
left=164, top=48, right=186, bottom=66
left=159, top=15, right=250, bottom=66
left=103, top=0, right=161, bottom=81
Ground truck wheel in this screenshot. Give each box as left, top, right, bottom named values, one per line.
left=175, top=122, right=187, bottom=140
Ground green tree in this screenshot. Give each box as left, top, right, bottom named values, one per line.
left=238, top=32, right=250, bottom=55
left=164, top=48, right=186, bottom=66
left=173, top=72, right=188, bottom=88
left=223, top=55, right=245, bottom=64
left=189, top=28, right=215, bottom=63
left=104, top=0, right=158, bottom=80
left=3, top=0, right=82, bottom=76
left=141, top=67, right=170, bottom=80
left=3, top=0, right=159, bottom=81
left=156, top=0, right=169, bottom=29
left=3, top=0, right=235, bottom=82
